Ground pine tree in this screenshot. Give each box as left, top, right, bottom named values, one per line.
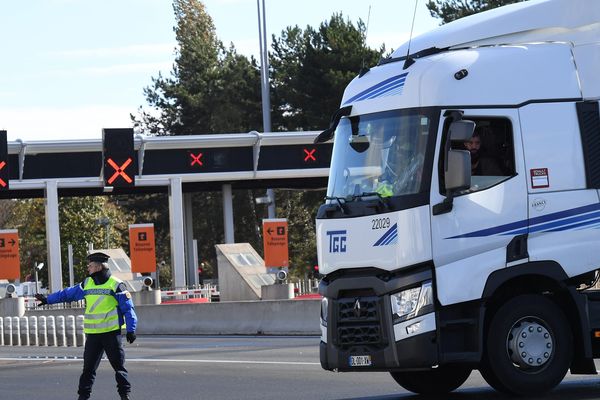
left=426, top=0, right=526, bottom=24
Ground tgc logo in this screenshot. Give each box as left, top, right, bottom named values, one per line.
left=326, top=230, right=347, bottom=253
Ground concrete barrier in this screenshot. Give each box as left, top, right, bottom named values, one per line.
left=76, top=316, right=85, bottom=347
left=56, top=316, right=66, bottom=347
left=47, top=316, right=57, bottom=347
left=29, top=317, right=39, bottom=346
left=0, top=297, right=25, bottom=318
left=24, top=299, right=321, bottom=336
left=19, top=317, right=29, bottom=346
left=4, top=317, right=12, bottom=345
left=135, top=299, right=321, bottom=335
left=39, top=316, right=47, bottom=346
left=12, top=317, right=20, bottom=346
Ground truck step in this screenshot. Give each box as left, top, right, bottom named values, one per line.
left=439, top=318, right=477, bottom=328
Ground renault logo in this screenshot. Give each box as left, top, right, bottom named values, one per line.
left=353, top=298, right=362, bottom=318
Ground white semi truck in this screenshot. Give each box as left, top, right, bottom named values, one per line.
left=315, top=0, right=600, bottom=395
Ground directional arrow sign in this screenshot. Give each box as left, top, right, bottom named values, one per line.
left=129, top=224, right=156, bottom=273
left=0, top=229, right=20, bottom=279
left=262, top=219, right=288, bottom=268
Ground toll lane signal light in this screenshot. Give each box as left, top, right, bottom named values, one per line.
left=303, top=148, right=316, bottom=162
left=0, top=131, right=8, bottom=190
left=103, top=128, right=135, bottom=187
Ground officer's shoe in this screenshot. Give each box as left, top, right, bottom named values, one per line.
left=120, top=395, right=130, bottom=400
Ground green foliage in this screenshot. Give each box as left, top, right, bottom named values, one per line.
left=5, top=197, right=134, bottom=287
left=133, top=0, right=262, bottom=135
left=276, top=190, right=323, bottom=275
left=426, top=0, right=526, bottom=24
left=134, top=2, right=384, bottom=281
left=271, top=13, right=384, bottom=131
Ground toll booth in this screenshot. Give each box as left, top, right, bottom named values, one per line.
left=215, top=243, right=276, bottom=301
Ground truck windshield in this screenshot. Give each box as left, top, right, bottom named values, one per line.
left=327, top=110, right=433, bottom=200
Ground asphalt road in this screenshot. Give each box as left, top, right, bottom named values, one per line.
left=1, top=336, right=600, bottom=399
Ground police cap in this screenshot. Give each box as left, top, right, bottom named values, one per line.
left=87, top=252, right=110, bottom=263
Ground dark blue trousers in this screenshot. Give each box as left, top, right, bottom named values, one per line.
left=78, top=330, right=130, bottom=398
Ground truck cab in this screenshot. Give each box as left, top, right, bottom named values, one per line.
left=316, top=0, right=600, bottom=395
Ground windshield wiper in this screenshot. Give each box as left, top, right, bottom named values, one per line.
left=351, top=192, right=392, bottom=211
left=325, top=196, right=348, bottom=214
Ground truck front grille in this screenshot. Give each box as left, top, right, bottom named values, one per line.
left=335, top=296, right=384, bottom=349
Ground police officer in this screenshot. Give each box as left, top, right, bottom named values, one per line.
left=35, top=252, right=137, bottom=400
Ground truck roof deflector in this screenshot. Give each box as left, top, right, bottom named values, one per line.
left=314, top=105, right=353, bottom=144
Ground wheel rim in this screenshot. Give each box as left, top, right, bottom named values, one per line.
left=506, top=316, right=554, bottom=372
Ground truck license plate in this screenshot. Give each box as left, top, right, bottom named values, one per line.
left=349, top=355, right=372, bottom=367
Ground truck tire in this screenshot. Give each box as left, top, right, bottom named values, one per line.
left=390, top=365, right=471, bottom=395
left=479, top=294, right=572, bottom=396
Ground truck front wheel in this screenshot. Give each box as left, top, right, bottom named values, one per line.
left=390, top=365, right=471, bottom=395
left=479, top=294, right=573, bottom=395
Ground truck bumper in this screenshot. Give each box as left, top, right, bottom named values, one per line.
left=319, top=264, right=440, bottom=371
left=320, top=327, right=438, bottom=371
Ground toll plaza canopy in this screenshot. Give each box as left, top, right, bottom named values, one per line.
left=1, top=129, right=332, bottom=293
left=1, top=130, right=332, bottom=198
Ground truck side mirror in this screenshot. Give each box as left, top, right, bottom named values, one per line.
left=446, top=150, right=471, bottom=191
left=433, top=116, right=475, bottom=216
left=448, top=120, right=476, bottom=142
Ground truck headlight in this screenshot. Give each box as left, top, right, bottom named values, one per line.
left=390, top=281, right=433, bottom=322
left=320, top=297, right=328, bottom=326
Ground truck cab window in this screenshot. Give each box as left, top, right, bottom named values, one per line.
left=443, top=117, right=515, bottom=194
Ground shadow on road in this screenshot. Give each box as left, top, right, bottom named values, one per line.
left=340, top=379, right=600, bottom=400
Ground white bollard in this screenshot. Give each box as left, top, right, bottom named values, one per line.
left=19, top=317, right=29, bottom=346
left=76, top=315, right=85, bottom=347
left=0, top=317, right=3, bottom=346
left=4, top=317, right=12, bottom=346
left=12, top=317, right=20, bottom=346
left=66, top=316, right=76, bottom=347
left=29, top=316, right=38, bottom=346
left=46, top=316, right=57, bottom=347
left=38, top=316, right=48, bottom=347
left=56, top=316, right=66, bottom=347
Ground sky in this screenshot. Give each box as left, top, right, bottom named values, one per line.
left=0, top=0, right=439, bottom=142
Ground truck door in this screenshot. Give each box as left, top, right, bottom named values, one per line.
left=430, top=109, right=528, bottom=306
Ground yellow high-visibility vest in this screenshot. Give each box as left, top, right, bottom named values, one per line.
left=83, top=276, right=123, bottom=334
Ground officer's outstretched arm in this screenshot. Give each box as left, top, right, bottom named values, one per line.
left=46, top=283, right=86, bottom=304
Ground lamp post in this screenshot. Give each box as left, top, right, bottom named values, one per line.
left=256, top=0, right=276, bottom=219
left=34, top=262, right=45, bottom=293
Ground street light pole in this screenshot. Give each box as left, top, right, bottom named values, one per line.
left=257, top=0, right=276, bottom=219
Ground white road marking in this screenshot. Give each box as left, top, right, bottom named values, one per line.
left=0, top=356, right=320, bottom=366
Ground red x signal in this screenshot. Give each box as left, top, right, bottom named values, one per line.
left=303, top=148, right=316, bottom=162
left=107, top=158, right=133, bottom=184
left=0, top=161, right=6, bottom=187
left=190, top=152, right=203, bottom=167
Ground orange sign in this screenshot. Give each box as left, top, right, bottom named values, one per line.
left=129, top=224, right=156, bottom=273
left=263, top=219, right=289, bottom=268
left=0, top=229, right=20, bottom=279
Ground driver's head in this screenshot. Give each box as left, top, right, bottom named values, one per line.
left=464, top=131, right=481, bottom=156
